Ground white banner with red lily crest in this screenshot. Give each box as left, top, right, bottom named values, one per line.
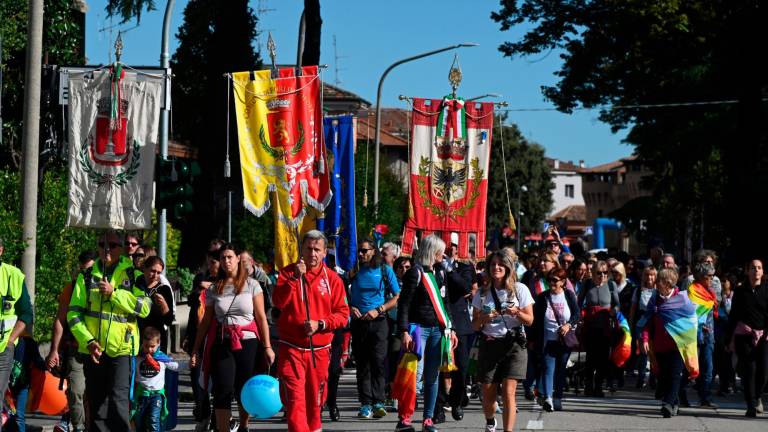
left=66, top=67, right=162, bottom=229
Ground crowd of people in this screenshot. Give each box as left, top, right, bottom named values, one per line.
left=0, top=228, right=767, bottom=432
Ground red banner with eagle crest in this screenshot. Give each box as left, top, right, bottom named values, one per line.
left=401, top=97, right=493, bottom=260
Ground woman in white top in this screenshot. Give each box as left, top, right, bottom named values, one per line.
left=472, top=251, right=534, bottom=432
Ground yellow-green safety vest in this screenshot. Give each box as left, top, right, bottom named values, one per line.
left=0, top=262, right=24, bottom=352
left=67, top=256, right=151, bottom=357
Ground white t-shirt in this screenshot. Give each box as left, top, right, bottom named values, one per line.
left=136, top=356, right=179, bottom=391
left=544, top=291, right=570, bottom=341
left=472, top=282, right=534, bottom=338
left=206, top=278, right=263, bottom=339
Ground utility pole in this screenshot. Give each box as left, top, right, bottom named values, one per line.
left=158, top=0, right=175, bottom=265
left=20, top=0, right=44, bottom=304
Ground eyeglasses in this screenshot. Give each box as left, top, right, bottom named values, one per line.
left=131, top=253, right=145, bottom=258
left=98, top=241, right=121, bottom=249
left=127, top=241, right=139, bottom=247
left=359, top=248, right=373, bottom=254
left=595, top=271, right=609, bottom=276
left=548, top=278, right=562, bottom=283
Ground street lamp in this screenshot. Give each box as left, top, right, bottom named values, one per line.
left=516, top=185, right=528, bottom=253
left=467, top=93, right=501, bottom=101
left=373, top=43, right=479, bottom=218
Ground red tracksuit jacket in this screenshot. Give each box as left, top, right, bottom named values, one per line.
left=273, top=262, right=349, bottom=348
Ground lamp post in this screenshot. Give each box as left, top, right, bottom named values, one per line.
left=516, top=185, right=527, bottom=253
left=373, top=43, right=479, bottom=218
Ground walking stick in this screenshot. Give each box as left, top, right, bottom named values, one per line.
left=296, top=226, right=317, bottom=368
left=300, top=273, right=318, bottom=369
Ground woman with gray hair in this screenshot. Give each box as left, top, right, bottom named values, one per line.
left=395, top=235, right=458, bottom=432
left=679, top=261, right=718, bottom=408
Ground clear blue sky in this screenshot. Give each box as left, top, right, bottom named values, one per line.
left=84, top=0, right=631, bottom=167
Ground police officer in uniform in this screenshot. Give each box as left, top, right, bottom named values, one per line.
left=0, top=237, right=35, bottom=432
left=67, top=232, right=151, bottom=432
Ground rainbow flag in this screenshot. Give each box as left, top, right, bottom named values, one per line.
left=687, top=281, right=718, bottom=325
left=392, top=325, right=422, bottom=420
left=637, top=291, right=699, bottom=378
left=611, top=311, right=632, bottom=367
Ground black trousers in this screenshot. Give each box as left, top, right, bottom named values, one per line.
left=351, top=317, right=389, bottom=405
left=436, top=333, right=472, bottom=411
left=210, top=338, right=259, bottom=409
left=655, top=350, right=684, bottom=407
left=326, top=328, right=347, bottom=407
left=735, top=335, right=768, bottom=409
left=84, top=353, right=132, bottom=432
left=190, top=363, right=211, bottom=421
left=584, top=327, right=612, bottom=391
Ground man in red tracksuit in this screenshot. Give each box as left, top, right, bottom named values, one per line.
left=273, top=230, right=350, bottom=432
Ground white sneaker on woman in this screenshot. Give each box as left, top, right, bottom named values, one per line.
left=485, top=418, right=498, bottom=432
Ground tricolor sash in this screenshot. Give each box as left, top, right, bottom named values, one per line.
left=421, top=270, right=451, bottom=329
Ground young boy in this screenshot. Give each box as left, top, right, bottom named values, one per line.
left=133, top=326, right=178, bottom=432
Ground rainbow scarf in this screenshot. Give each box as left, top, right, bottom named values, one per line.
left=637, top=291, right=699, bottom=378
left=687, top=281, right=718, bottom=325
left=611, top=311, right=632, bottom=367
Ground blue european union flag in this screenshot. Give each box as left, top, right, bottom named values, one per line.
left=318, top=116, right=357, bottom=271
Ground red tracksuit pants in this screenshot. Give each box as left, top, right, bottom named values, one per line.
left=278, top=344, right=331, bottom=432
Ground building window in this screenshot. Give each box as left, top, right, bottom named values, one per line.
left=565, top=184, right=574, bottom=198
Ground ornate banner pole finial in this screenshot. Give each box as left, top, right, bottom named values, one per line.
left=448, top=53, right=462, bottom=97
left=114, top=31, right=124, bottom=64
left=267, top=32, right=278, bottom=77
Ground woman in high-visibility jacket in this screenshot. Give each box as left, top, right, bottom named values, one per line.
left=67, top=233, right=151, bottom=432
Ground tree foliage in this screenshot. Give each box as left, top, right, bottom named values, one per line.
left=486, top=122, right=553, bottom=236
left=0, top=167, right=98, bottom=342
left=170, top=0, right=262, bottom=267
left=492, top=1, right=768, bottom=261
left=0, top=0, right=85, bottom=168
left=106, top=0, right=156, bottom=23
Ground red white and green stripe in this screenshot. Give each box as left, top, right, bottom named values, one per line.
left=435, top=96, right=467, bottom=140
left=421, top=270, right=452, bottom=330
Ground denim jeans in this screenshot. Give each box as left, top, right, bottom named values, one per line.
left=539, top=340, right=570, bottom=399
left=14, top=386, right=29, bottom=432
left=419, top=326, right=443, bottom=420
left=681, top=334, right=714, bottom=403
left=135, top=393, right=164, bottom=432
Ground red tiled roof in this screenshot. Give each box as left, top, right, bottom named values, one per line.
left=580, top=159, right=625, bottom=173
left=356, top=108, right=411, bottom=147
left=549, top=205, right=586, bottom=222
left=546, top=158, right=583, bottom=172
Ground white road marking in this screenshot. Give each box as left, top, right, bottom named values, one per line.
left=525, top=419, right=544, bottom=429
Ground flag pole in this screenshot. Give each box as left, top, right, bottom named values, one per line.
left=296, top=226, right=317, bottom=368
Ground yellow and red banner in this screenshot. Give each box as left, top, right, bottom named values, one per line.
left=401, top=97, right=494, bottom=260
left=232, top=66, right=330, bottom=267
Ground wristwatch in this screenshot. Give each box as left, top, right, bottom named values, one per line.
left=377, top=305, right=385, bottom=314
left=318, top=320, right=326, bottom=331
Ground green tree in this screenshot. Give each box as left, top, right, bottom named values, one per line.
left=1, top=0, right=86, bottom=167
left=354, top=147, right=407, bottom=243
left=0, top=167, right=97, bottom=342
left=486, top=122, right=553, bottom=236
left=492, top=1, right=767, bottom=260
left=170, top=0, right=262, bottom=268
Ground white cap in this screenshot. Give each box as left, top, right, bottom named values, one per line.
left=450, top=232, right=459, bottom=246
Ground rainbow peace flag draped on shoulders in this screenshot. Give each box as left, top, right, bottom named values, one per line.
left=611, top=311, right=632, bottom=367
left=687, top=281, right=718, bottom=325
left=232, top=66, right=331, bottom=268
left=636, top=292, right=700, bottom=378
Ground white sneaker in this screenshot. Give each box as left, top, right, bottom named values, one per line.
left=543, top=397, right=554, bottom=412
left=485, top=418, right=498, bottom=432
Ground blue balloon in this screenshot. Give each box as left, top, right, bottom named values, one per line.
left=240, top=375, right=282, bottom=419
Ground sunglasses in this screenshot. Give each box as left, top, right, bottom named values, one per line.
left=127, top=241, right=139, bottom=247
left=98, top=241, right=122, bottom=249
left=595, top=271, right=609, bottom=276
left=132, top=253, right=146, bottom=258
left=359, top=248, right=373, bottom=253
left=548, top=278, right=562, bottom=283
